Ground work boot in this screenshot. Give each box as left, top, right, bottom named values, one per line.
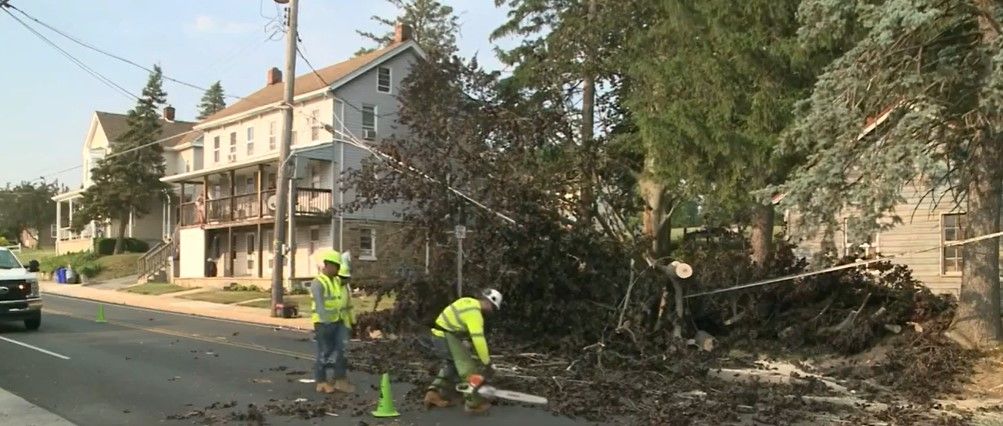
left=332, top=379, right=356, bottom=393
left=423, top=390, right=452, bottom=408
left=464, top=401, right=491, bottom=415
left=315, top=382, right=335, bottom=394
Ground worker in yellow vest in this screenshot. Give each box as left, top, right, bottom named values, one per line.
left=423, top=288, right=502, bottom=413
left=311, top=251, right=356, bottom=394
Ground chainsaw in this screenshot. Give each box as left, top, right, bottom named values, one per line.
left=456, top=374, right=548, bottom=405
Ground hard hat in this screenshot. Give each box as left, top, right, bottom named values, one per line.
left=321, top=250, right=342, bottom=265
left=338, top=251, right=352, bottom=277
left=482, top=288, right=502, bottom=310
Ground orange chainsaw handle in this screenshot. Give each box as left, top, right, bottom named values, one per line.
left=456, top=374, right=486, bottom=395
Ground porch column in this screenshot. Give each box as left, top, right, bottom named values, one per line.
left=128, top=207, right=134, bottom=238
left=55, top=199, right=62, bottom=242
left=229, top=169, right=236, bottom=221
left=227, top=226, right=234, bottom=277
left=257, top=164, right=265, bottom=219
left=68, top=198, right=74, bottom=238
left=257, top=223, right=264, bottom=278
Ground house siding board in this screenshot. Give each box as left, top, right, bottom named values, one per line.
left=331, top=51, right=418, bottom=143
left=791, top=182, right=1000, bottom=296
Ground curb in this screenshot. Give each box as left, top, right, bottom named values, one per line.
left=41, top=291, right=313, bottom=333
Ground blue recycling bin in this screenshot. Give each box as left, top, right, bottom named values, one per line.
left=55, top=267, right=65, bottom=284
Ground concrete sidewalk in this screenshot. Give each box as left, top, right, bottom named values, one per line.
left=40, top=281, right=313, bottom=330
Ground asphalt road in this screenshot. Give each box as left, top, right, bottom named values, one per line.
left=0, top=294, right=589, bottom=425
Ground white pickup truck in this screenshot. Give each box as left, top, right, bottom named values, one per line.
left=0, top=247, right=41, bottom=330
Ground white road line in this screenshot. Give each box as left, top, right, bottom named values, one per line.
left=0, top=336, right=70, bottom=360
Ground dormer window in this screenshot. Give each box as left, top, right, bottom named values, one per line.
left=377, top=66, right=391, bottom=93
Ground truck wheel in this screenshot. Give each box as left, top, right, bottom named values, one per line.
left=24, top=315, right=41, bottom=331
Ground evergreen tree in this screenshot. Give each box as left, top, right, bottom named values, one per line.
left=76, top=65, right=171, bottom=254
left=196, top=81, right=226, bottom=120
left=779, top=0, right=1003, bottom=346
left=623, top=0, right=832, bottom=268
left=356, top=0, right=459, bottom=60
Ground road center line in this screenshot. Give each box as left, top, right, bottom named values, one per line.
left=0, top=336, right=70, bottom=360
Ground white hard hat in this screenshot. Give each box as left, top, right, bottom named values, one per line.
left=482, top=288, right=502, bottom=310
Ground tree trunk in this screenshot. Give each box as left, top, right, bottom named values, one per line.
left=750, top=203, right=775, bottom=270
left=950, top=0, right=1003, bottom=349
left=115, top=216, right=128, bottom=255
left=577, top=0, right=597, bottom=227
left=640, top=174, right=682, bottom=336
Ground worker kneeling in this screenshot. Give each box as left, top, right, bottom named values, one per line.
left=424, top=288, right=502, bottom=413
left=311, top=251, right=356, bottom=394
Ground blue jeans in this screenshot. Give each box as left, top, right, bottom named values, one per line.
left=314, top=322, right=349, bottom=382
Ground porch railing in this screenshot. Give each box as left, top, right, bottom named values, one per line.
left=178, top=188, right=333, bottom=226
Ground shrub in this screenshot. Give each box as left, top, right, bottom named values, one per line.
left=38, top=251, right=102, bottom=278
left=94, top=238, right=150, bottom=255
left=223, top=283, right=263, bottom=292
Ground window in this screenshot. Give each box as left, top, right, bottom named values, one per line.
left=377, top=66, right=392, bottom=93
left=246, top=233, right=256, bottom=271
left=245, top=177, right=255, bottom=194
left=310, top=165, right=322, bottom=189
left=309, top=227, right=320, bottom=256
left=362, top=105, right=377, bottom=140
left=213, top=136, right=220, bottom=163
left=228, top=132, right=237, bottom=162
left=310, top=109, right=320, bottom=141
left=942, top=213, right=965, bottom=274
left=359, top=228, right=376, bottom=259
left=265, top=230, right=274, bottom=269
left=268, top=121, right=277, bottom=150
left=246, top=127, right=254, bottom=156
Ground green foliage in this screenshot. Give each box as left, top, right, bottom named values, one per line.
left=0, top=181, right=60, bottom=239
left=38, top=251, right=101, bottom=277
left=195, top=81, right=226, bottom=120
left=74, top=65, right=171, bottom=254
left=624, top=0, right=826, bottom=225
left=0, top=236, right=8, bottom=246
left=94, top=238, right=149, bottom=255
left=776, top=0, right=1000, bottom=238
left=223, top=283, right=263, bottom=292
left=356, top=0, right=459, bottom=60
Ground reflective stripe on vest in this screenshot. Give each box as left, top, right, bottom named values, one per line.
left=433, top=298, right=481, bottom=335
left=311, top=274, right=349, bottom=323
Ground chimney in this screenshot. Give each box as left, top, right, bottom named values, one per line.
left=267, top=67, right=282, bottom=85
left=163, top=105, right=176, bottom=122
left=394, top=22, right=413, bottom=43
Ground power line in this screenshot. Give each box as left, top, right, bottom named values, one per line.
left=1, top=7, right=139, bottom=101
left=5, top=2, right=244, bottom=101
left=5, top=1, right=513, bottom=227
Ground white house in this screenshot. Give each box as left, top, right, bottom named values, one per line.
left=163, top=24, right=425, bottom=287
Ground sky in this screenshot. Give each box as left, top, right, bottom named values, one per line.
left=0, top=0, right=514, bottom=188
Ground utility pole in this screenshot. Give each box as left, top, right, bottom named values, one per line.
left=270, top=0, right=298, bottom=315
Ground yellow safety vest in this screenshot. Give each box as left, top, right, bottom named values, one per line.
left=311, top=274, right=354, bottom=326
left=431, top=297, right=490, bottom=364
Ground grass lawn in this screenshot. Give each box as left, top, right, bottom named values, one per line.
left=243, top=292, right=396, bottom=312
left=123, top=282, right=190, bottom=295
left=180, top=290, right=269, bottom=305
left=16, top=248, right=58, bottom=266
left=95, top=253, right=142, bottom=280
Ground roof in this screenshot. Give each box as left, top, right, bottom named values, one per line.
left=94, top=111, right=196, bottom=148
left=201, top=41, right=416, bottom=124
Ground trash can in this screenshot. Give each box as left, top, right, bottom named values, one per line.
left=55, top=267, right=65, bottom=284
left=65, top=267, right=76, bottom=284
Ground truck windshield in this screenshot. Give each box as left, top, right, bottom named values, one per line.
left=0, top=250, right=21, bottom=270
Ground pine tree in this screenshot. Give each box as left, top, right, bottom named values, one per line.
left=623, top=0, right=834, bottom=268
left=76, top=65, right=171, bottom=254
left=196, top=81, right=226, bottom=120
left=780, top=0, right=1003, bottom=346
left=356, top=0, right=459, bottom=60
